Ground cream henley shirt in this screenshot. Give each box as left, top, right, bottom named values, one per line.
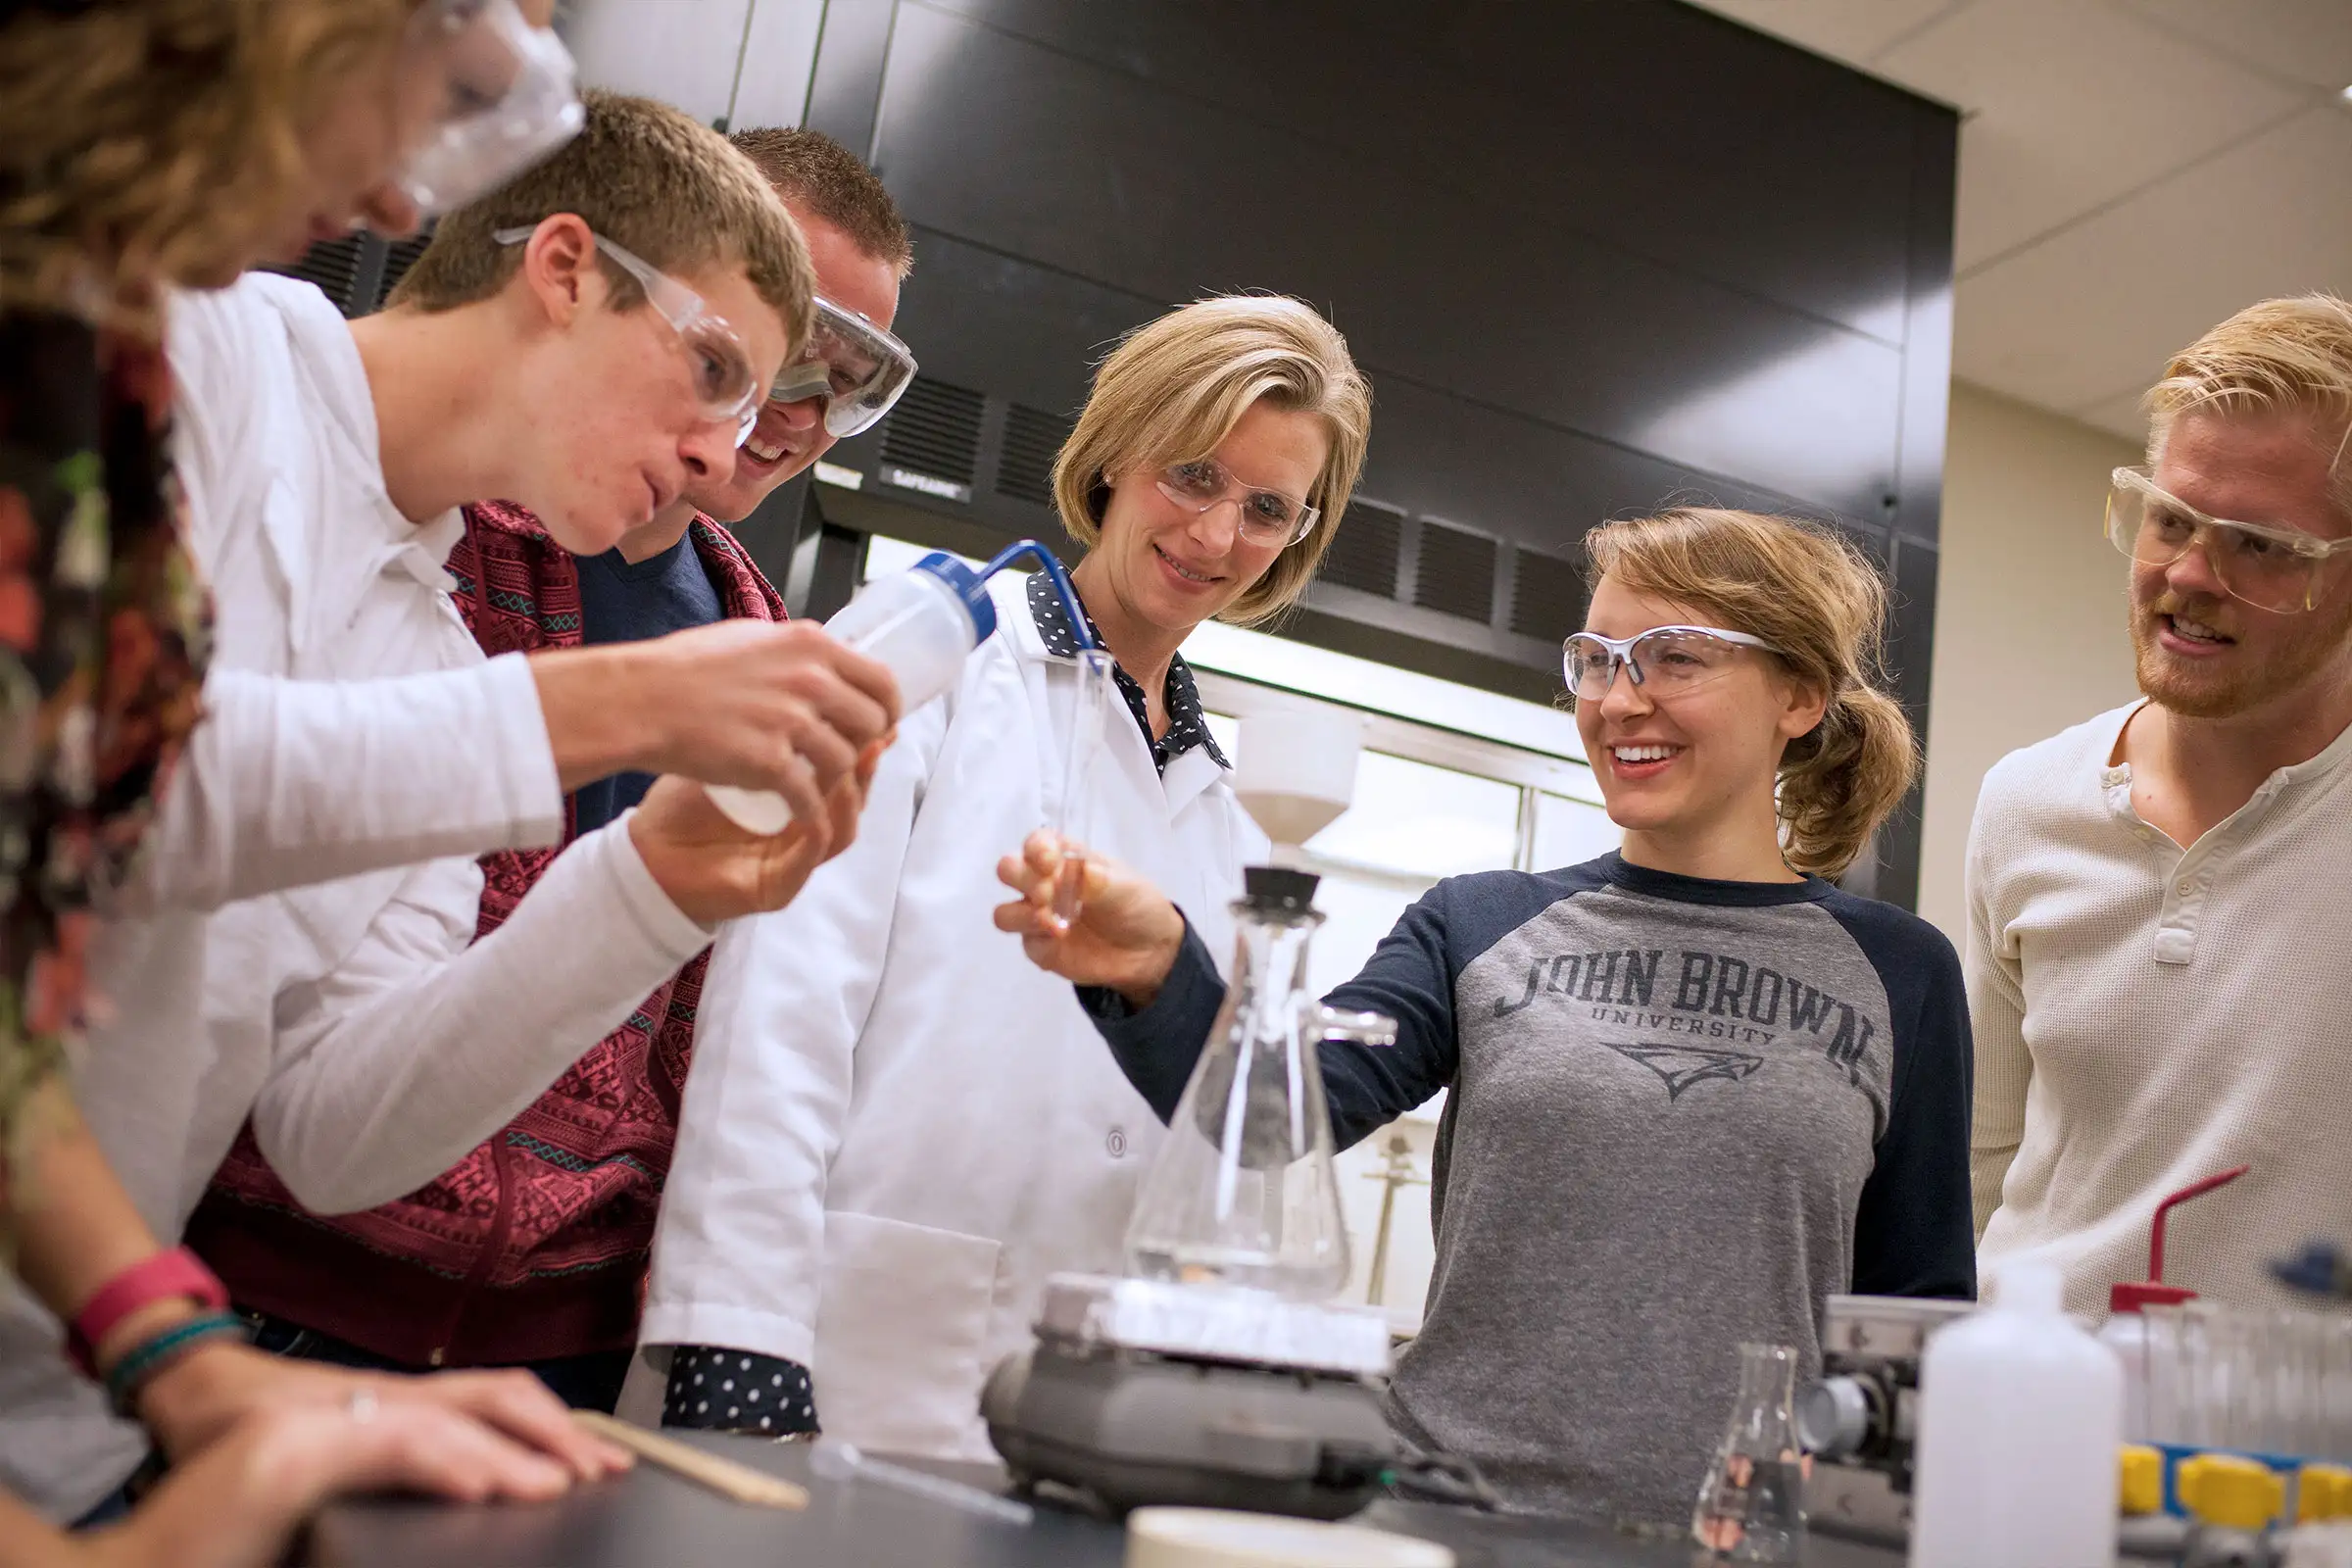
left=1968, top=699, right=2352, bottom=1315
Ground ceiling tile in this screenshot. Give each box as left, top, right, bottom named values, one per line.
left=2118, top=0, right=2352, bottom=91
left=2074, top=388, right=2151, bottom=443
left=1954, top=106, right=2352, bottom=415
left=1876, top=0, right=2309, bottom=270
left=1674, top=0, right=1966, bottom=68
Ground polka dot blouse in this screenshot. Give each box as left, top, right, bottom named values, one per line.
left=662, top=1346, right=818, bottom=1437
left=1025, top=568, right=1228, bottom=775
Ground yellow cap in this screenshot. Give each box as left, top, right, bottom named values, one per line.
left=2300, top=1463, right=2352, bottom=1523
left=2179, top=1454, right=2284, bottom=1531
left=2118, top=1446, right=2165, bottom=1516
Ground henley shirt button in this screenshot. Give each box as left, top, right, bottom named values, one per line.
left=1106, top=1127, right=1128, bottom=1158
left=2177, top=880, right=2193, bottom=896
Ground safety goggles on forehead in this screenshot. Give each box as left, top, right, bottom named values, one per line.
left=1562, top=625, right=1783, bottom=706
left=492, top=225, right=764, bottom=446
left=766, top=297, right=918, bottom=438
left=395, top=0, right=585, bottom=220
left=2106, top=466, right=2352, bottom=614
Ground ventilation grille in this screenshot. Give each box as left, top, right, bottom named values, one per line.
left=373, top=225, right=436, bottom=311
left=997, top=404, right=1073, bottom=508
left=1318, top=499, right=1403, bottom=598
left=270, top=234, right=369, bottom=316
left=1413, top=519, right=1497, bottom=621
left=1508, top=545, right=1588, bottom=645
left=879, top=379, right=985, bottom=486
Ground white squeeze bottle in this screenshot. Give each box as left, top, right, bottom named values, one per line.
left=1909, top=1261, right=2123, bottom=1568
left=706, top=552, right=998, bottom=835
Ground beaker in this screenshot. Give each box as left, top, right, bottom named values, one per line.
left=1122, top=866, right=1395, bottom=1301
left=1692, top=1343, right=1807, bottom=1562
left=1047, top=648, right=1118, bottom=930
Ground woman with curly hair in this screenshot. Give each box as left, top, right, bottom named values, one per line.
left=1000, top=507, right=1976, bottom=1534
left=0, top=1, right=629, bottom=1558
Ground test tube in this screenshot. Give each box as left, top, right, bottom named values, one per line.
left=1049, top=648, right=1118, bottom=931
left=809, top=1439, right=1036, bottom=1526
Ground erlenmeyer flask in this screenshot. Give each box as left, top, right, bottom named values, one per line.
left=1692, top=1343, right=1807, bottom=1562
left=1123, top=866, right=1396, bottom=1301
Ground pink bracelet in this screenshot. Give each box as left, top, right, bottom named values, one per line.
left=68, top=1249, right=230, bottom=1380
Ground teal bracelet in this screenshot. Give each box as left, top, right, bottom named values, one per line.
left=104, top=1310, right=251, bottom=1418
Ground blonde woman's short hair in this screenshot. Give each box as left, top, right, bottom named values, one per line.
left=1051, top=294, right=1373, bottom=627
left=388, top=90, right=814, bottom=356
left=2148, top=293, right=2352, bottom=513
left=0, top=0, right=417, bottom=325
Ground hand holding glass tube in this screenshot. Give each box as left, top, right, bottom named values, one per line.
left=1045, top=648, right=1119, bottom=932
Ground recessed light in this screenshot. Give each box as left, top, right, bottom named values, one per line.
left=2342, top=82, right=2352, bottom=104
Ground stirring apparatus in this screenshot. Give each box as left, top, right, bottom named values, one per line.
left=983, top=866, right=1405, bottom=1520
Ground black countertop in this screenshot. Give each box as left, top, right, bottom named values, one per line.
left=304, top=1435, right=1908, bottom=1568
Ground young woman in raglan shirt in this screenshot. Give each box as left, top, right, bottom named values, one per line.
left=996, top=507, right=1976, bottom=1531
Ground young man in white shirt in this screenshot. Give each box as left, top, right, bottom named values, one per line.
left=1969, top=293, right=2352, bottom=1311
left=0, top=90, right=901, bottom=1522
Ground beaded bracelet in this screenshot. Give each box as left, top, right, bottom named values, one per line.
left=104, top=1310, right=251, bottom=1419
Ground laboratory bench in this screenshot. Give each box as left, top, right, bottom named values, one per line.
left=303, top=1432, right=1920, bottom=1568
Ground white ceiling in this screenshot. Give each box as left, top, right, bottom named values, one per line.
left=1682, top=0, right=2352, bottom=441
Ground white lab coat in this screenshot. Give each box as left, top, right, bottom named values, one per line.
left=634, top=572, right=1261, bottom=1457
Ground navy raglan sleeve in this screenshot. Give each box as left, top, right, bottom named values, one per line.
left=1827, top=895, right=1978, bottom=1299
left=1082, top=881, right=1467, bottom=1150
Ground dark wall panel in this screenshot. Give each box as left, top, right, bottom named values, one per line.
left=871, top=2, right=1907, bottom=520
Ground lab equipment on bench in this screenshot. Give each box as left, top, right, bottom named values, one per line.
left=982, top=867, right=1407, bottom=1520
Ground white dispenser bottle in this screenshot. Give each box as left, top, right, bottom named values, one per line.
left=1909, top=1262, right=2123, bottom=1568
left=706, top=552, right=997, bottom=835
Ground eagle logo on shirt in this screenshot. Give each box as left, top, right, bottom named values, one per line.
left=1600, top=1042, right=1766, bottom=1102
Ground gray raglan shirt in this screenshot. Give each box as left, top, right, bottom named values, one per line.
left=1086, top=853, right=1975, bottom=1530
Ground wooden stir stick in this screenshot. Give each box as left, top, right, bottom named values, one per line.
left=572, top=1409, right=810, bottom=1510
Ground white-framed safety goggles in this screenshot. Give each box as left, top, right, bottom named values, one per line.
left=766, top=296, right=918, bottom=438
left=1562, top=624, right=1784, bottom=707
left=396, top=0, right=585, bottom=220
left=493, top=225, right=765, bottom=446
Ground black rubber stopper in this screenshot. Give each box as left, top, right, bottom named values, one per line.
left=1242, top=864, right=1321, bottom=912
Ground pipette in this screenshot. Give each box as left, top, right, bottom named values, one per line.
left=1048, top=647, right=1118, bottom=931
left=808, top=1438, right=1036, bottom=1526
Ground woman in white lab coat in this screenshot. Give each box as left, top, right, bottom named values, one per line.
left=629, top=295, right=1374, bottom=1456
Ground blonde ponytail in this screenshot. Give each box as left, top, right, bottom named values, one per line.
left=1582, top=509, right=1919, bottom=879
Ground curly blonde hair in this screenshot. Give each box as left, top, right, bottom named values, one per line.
left=1581, top=508, right=1919, bottom=880
left=0, top=0, right=416, bottom=327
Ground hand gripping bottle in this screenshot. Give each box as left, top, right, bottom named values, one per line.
left=706, top=552, right=997, bottom=835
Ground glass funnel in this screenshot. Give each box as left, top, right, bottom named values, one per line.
left=1123, top=866, right=1396, bottom=1301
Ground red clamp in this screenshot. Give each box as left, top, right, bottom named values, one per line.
left=67, top=1248, right=230, bottom=1380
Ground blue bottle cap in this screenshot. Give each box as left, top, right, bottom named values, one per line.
left=910, top=552, right=998, bottom=645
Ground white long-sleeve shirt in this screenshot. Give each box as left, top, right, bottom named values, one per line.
left=0, top=272, right=710, bottom=1520
left=1969, top=700, right=2352, bottom=1315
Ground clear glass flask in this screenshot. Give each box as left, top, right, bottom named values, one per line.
left=1123, top=866, right=1396, bottom=1301
left=1048, top=648, right=1118, bottom=930
left=1692, top=1343, right=1807, bottom=1562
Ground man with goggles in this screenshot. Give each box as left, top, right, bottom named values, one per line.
left=185, top=127, right=918, bottom=1422
left=1970, top=293, right=2352, bottom=1317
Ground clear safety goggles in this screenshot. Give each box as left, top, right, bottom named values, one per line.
left=493, top=225, right=764, bottom=446
left=765, top=296, right=918, bottom=438
left=396, top=0, right=585, bottom=220
left=2106, top=466, right=2352, bottom=614
left=1563, top=625, right=1783, bottom=706
left=1152, top=457, right=1320, bottom=547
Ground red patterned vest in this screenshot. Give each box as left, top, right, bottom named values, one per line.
left=187, top=500, right=785, bottom=1368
